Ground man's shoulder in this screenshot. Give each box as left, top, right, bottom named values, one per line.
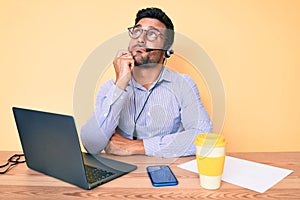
left=96, top=79, right=116, bottom=93
left=165, top=67, right=195, bottom=85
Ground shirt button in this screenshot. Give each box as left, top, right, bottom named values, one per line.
left=103, top=113, right=108, bottom=117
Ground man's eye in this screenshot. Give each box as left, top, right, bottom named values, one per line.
left=147, top=30, right=158, bottom=39
left=133, top=28, right=142, bottom=36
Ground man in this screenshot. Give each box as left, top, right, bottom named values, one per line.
left=81, top=7, right=212, bottom=158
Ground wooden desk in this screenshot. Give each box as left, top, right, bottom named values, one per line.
left=0, top=151, right=299, bottom=200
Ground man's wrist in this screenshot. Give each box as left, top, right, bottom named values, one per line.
left=132, top=140, right=145, bottom=155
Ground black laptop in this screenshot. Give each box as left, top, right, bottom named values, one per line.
left=12, top=107, right=137, bottom=190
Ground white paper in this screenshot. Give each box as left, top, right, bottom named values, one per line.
left=178, top=156, right=293, bottom=193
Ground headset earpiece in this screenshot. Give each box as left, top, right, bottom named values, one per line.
left=165, top=49, right=174, bottom=58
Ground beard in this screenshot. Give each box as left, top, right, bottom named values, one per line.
left=133, top=51, right=164, bottom=68
left=133, top=53, right=150, bottom=66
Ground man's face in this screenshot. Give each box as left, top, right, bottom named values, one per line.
left=128, top=18, right=166, bottom=67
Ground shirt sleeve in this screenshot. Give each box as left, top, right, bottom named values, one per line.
left=80, top=80, right=129, bottom=154
left=143, top=74, right=213, bottom=158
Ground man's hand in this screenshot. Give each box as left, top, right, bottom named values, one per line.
left=113, top=50, right=135, bottom=90
left=105, top=133, right=145, bottom=156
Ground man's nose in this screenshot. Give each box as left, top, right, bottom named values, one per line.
left=137, top=30, right=146, bottom=43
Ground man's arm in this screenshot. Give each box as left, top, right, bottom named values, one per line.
left=81, top=51, right=134, bottom=154
left=80, top=80, right=129, bottom=154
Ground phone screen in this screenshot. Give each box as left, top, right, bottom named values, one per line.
left=147, top=165, right=178, bottom=187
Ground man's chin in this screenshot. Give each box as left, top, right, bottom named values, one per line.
left=134, top=62, right=158, bottom=68
left=134, top=61, right=146, bottom=67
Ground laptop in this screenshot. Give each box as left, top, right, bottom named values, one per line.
left=12, top=107, right=137, bottom=190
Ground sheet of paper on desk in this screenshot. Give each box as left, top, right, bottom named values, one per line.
left=177, top=156, right=293, bottom=193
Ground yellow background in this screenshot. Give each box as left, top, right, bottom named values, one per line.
left=1, top=0, right=299, bottom=152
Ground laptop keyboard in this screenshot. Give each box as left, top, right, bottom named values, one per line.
left=85, top=165, right=115, bottom=183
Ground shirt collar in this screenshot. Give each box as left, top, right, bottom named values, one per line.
left=159, top=67, right=172, bottom=83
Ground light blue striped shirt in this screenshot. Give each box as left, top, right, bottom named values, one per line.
left=80, top=67, right=212, bottom=158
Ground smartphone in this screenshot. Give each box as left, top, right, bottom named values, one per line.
left=147, top=165, right=178, bottom=187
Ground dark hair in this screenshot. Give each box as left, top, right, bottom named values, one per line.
left=135, top=7, right=174, bottom=49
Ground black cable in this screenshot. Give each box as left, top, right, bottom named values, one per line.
left=0, top=154, right=25, bottom=174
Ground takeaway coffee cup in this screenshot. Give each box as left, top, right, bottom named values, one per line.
left=194, top=133, right=226, bottom=190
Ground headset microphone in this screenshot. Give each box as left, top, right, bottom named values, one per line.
left=145, top=48, right=174, bottom=58
left=145, top=48, right=163, bottom=52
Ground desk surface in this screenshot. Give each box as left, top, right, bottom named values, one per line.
left=0, top=151, right=299, bottom=200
